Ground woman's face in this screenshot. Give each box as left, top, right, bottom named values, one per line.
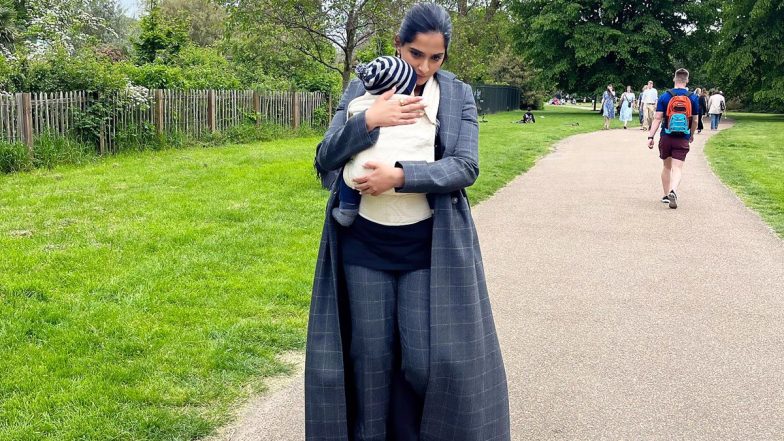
left=396, top=32, right=447, bottom=86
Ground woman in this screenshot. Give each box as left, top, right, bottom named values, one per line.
left=618, top=85, right=635, bottom=129
left=638, top=84, right=647, bottom=129
left=601, top=84, right=615, bottom=129
left=697, top=88, right=709, bottom=133
left=307, top=3, right=511, bottom=440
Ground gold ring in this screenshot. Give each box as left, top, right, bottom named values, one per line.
left=399, top=99, right=405, bottom=107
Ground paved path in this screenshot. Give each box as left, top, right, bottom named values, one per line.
left=212, top=123, right=784, bottom=440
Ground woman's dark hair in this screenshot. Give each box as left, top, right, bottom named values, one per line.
left=398, top=3, right=452, bottom=61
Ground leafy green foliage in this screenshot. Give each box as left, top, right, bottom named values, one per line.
left=707, top=1, right=784, bottom=112
left=159, top=0, right=227, bottom=47
left=11, top=45, right=128, bottom=92
left=133, top=4, right=190, bottom=64
left=0, top=141, right=31, bottom=173
left=447, top=8, right=514, bottom=84
left=509, top=0, right=721, bottom=95
left=222, top=0, right=409, bottom=90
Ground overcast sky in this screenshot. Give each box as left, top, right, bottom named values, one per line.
left=120, top=0, right=140, bottom=18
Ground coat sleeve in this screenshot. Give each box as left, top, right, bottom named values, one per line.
left=315, top=79, right=381, bottom=172
left=394, top=82, right=479, bottom=194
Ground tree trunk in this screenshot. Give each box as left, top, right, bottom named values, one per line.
left=342, top=61, right=352, bottom=91
left=342, top=6, right=358, bottom=91
left=593, top=95, right=598, bottom=111
left=457, top=0, right=468, bottom=16
left=485, top=0, right=501, bottom=21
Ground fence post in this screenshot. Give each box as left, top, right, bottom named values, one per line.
left=20, top=92, right=33, bottom=153
left=207, top=90, right=217, bottom=132
left=93, top=92, right=107, bottom=155
left=291, top=90, right=300, bottom=129
left=253, top=90, right=261, bottom=127
left=154, top=89, right=164, bottom=135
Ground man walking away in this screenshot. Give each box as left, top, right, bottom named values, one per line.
left=647, top=68, right=700, bottom=209
left=707, top=90, right=726, bottom=130
left=641, top=80, right=658, bottom=130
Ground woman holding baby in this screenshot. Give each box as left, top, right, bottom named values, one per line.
left=306, top=3, right=510, bottom=440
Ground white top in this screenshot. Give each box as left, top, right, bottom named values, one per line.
left=707, top=94, right=725, bottom=115
left=641, top=87, right=659, bottom=104
left=343, top=75, right=440, bottom=226
left=620, top=92, right=635, bottom=105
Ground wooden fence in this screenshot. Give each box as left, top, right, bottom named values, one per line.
left=0, top=89, right=331, bottom=154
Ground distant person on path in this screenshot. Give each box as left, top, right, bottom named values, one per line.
left=619, top=85, right=635, bottom=129
left=308, top=3, right=510, bottom=440
left=647, top=68, right=700, bottom=209
left=707, top=90, right=726, bottom=130
left=601, top=84, right=616, bottom=129
left=638, top=84, right=647, bottom=129
left=331, top=55, right=425, bottom=227
left=641, top=80, right=659, bottom=130
left=697, top=88, right=709, bottom=133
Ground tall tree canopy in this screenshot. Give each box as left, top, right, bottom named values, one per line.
left=223, top=0, right=409, bottom=90
left=708, top=0, right=784, bottom=111
left=509, top=0, right=720, bottom=94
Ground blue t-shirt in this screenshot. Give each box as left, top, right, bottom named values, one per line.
left=656, top=88, right=701, bottom=138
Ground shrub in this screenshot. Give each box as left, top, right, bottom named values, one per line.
left=0, top=141, right=32, bottom=173
left=174, top=46, right=242, bottom=90
left=121, top=62, right=186, bottom=89
left=114, top=122, right=169, bottom=152
left=31, top=132, right=95, bottom=169
left=19, top=46, right=128, bottom=93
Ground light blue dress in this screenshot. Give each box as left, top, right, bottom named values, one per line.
left=619, top=92, right=634, bottom=122
left=602, top=91, right=616, bottom=118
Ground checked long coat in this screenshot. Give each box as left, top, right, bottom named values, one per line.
left=306, top=70, right=511, bottom=440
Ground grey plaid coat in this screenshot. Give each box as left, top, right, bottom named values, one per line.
left=306, top=70, right=510, bottom=440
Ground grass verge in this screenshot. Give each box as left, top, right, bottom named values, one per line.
left=0, top=106, right=601, bottom=439
left=704, top=113, right=784, bottom=237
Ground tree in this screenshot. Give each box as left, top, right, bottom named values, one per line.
left=509, top=0, right=720, bottom=96
left=21, top=0, right=120, bottom=55
left=0, top=0, right=18, bottom=56
left=84, top=0, right=134, bottom=49
left=133, top=3, right=189, bottom=64
left=223, top=0, right=410, bottom=90
left=159, top=0, right=226, bottom=47
left=444, top=4, right=515, bottom=84
left=708, top=0, right=784, bottom=111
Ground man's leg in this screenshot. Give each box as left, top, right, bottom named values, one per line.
left=670, top=158, right=685, bottom=192
left=661, top=157, right=672, bottom=197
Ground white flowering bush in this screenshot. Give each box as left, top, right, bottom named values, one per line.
left=120, top=82, right=151, bottom=110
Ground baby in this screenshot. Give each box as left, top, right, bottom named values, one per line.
left=332, top=56, right=439, bottom=227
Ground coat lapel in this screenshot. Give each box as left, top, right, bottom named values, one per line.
left=435, top=70, right=459, bottom=155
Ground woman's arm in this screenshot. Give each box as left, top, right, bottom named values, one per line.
left=316, top=81, right=427, bottom=172
left=315, top=80, right=380, bottom=172
left=393, top=82, right=480, bottom=194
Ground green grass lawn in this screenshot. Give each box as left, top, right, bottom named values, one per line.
left=704, top=113, right=784, bottom=237
left=0, top=106, right=601, bottom=440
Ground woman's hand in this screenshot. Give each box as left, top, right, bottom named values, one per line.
left=352, top=161, right=404, bottom=196
left=365, top=88, right=427, bottom=132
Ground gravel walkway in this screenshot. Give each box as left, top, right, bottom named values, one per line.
left=212, top=122, right=784, bottom=440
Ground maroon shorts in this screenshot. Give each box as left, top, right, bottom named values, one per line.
left=658, top=135, right=690, bottom=161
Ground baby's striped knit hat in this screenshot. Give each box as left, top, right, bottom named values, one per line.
left=355, top=56, right=417, bottom=96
